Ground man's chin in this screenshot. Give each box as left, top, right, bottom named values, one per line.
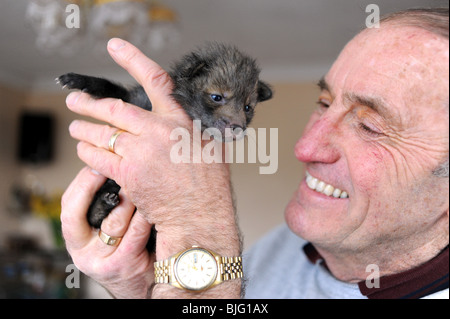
left=284, top=181, right=350, bottom=243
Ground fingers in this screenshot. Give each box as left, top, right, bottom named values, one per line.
left=66, top=92, right=148, bottom=136
left=69, top=120, right=132, bottom=157
left=62, top=167, right=150, bottom=256
left=76, top=141, right=123, bottom=182
left=61, top=167, right=106, bottom=250
left=65, top=38, right=191, bottom=137
left=100, top=190, right=136, bottom=238
left=118, top=211, right=153, bottom=256
left=107, top=38, right=182, bottom=114
left=94, top=190, right=138, bottom=256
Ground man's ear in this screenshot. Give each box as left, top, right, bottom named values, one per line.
left=257, top=81, right=273, bottom=102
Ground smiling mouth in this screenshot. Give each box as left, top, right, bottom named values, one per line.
left=305, top=171, right=349, bottom=199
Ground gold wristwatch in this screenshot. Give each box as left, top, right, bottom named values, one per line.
left=154, top=246, right=243, bottom=291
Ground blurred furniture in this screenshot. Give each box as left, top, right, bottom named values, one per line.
left=0, top=238, right=85, bottom=298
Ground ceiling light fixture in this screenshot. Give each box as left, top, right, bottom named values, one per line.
left=26, top=0, right=180, bottom=56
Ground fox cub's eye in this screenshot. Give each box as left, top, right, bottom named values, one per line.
left=211, top=94, right=223, bottom=102
left=244, top=105, right=252, bottom=113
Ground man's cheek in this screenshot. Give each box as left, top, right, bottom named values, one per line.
left=350, top=144, right=394, bottom=197
left=347, top=145, right=406, bottom=235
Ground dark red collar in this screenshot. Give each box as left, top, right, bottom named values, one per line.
left=303, top=243, right=449, bottom=299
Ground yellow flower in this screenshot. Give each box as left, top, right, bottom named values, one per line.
left=30, top=192, right=63, bottom=220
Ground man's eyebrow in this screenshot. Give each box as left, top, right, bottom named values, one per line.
left=317, top=77, right=330, bottom=93
left=345, top=92, right=396, bottom=122
left=317, top=77, right=397, bottom=123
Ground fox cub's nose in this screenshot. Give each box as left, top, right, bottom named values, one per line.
left=229, top=124, right=244, bottom=132
left=227, top=123, right=246, bottom=140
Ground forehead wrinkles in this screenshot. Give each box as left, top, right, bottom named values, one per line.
left=365, top=26, right=447, bottom=80
left=326, top=26, right=449, bottom=111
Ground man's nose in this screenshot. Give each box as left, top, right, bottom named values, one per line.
left=294, top=113, right=341, bottom=164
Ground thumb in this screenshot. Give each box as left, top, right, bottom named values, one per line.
left=107, top=38, right=181, bottom=115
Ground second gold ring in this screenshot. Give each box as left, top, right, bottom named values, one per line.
left=108, top=129, right=126, bottom=154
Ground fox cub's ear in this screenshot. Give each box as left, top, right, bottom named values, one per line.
left=186, top=61, right=209, bottom=78
left=257, top=81, right=273, bottom=102
left=175, top=54, right=209, bottom=79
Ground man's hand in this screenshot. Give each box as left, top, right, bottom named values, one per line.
left=61, top=167, right=154, bottom=298
left=64, top=39, right=242, bottom=298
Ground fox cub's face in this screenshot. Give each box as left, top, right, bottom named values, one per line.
left=170, top=43, right=272, bottom=139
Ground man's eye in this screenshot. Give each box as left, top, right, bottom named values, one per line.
left=359, top=122, right=383, bottom=136
left=211, top=94, right=223, bottom=102
left=316, top=100, right=330, bottom=108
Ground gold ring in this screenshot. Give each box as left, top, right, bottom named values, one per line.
left=108, top=129, right=125, bottom=153
left=98, top=229, right=122, bottom=246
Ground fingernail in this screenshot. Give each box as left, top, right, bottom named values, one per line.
left=108, top=38, right=126, bottom=52
left=68, top=120, right=79, bottom=133
left=91, top=168, right=101, bottom=176
left=66, top=91, right=81, bottom=106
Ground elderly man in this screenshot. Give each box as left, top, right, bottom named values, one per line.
left=61, top=8, right=448, bottom=299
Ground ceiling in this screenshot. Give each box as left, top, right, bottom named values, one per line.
left=0, top=0, right=447, bottom=91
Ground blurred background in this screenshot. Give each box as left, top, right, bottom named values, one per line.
left=0, top=0, right=447, bottom=298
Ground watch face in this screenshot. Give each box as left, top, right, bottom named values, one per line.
left=174, top=248, right=218, bottom=290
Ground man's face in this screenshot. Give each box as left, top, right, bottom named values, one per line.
left=285, top=25, right=449, bottom=253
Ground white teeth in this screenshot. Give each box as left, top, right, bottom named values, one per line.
left=332, top=188, right=342, bottom=198
left=323, top=184, right=334, bottom=196
left=316, top=181, right=326, bottom=193
left=305, top=171, right=349, bottom=199
left=306, top=174, right=318, bottom=189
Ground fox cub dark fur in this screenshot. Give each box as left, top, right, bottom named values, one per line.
left=58, top=42, right=272, bottom=249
